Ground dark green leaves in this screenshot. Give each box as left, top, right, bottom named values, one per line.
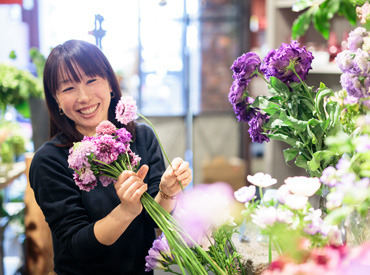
left=291, top=0, right=360, bottom=40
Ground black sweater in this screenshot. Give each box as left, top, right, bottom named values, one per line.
left=30, top=123, right=165, bottom=275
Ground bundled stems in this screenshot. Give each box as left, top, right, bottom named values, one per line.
left=94, top=159, right=225, bottom=274
left=138, top=113, right=184, bottom=191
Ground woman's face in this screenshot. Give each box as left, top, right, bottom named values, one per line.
left=55, top=68, right=112, bottom=136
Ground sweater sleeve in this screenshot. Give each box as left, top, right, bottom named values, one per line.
left=29, top=142, right=109, bottom=261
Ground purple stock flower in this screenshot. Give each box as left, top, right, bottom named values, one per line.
left=145, top=234, right=173, bottom=272
left=340, top=73, right=370, bottom=98
left=231, top=97, right=255, bottom=123
left=248, top=111, right=270, bottom=143
left=260, top=41, right=314, bottom=84
left=228, top=79, right=249, bottom=104
left=230, top=52, right=261, bottom=81
left=347, top=27, right=368, bottom=51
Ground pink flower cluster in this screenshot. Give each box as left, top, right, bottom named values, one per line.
left=263, top=242, right=370, bottom=275
left=68, top=120, right=140, bottom=191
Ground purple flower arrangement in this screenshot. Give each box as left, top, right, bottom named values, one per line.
left=229, top=40, right=344, bottom=178
left=332, top=27, right=370, bottom=133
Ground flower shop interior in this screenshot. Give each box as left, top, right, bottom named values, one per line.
left=0, top=0, right=369, bottom=274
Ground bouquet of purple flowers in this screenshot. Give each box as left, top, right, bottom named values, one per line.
left=229, top=41, right=344, bottom=178
left=68, top=96, right=232, bottom=274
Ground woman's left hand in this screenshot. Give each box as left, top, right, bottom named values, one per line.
left=159, top=157, right=192, bottom=197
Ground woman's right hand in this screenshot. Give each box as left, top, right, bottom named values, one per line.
left=114, top=165, right=149, bottom=218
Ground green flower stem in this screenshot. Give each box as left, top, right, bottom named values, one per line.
left=268, top=233, right=272, bottom=264
left=257, top=71, right=270, bottom=85
left=125, top=152, right=132, bottom=171
left=142, top=192, right=226, bottom=274
left=138, top=113, right=184, bottom=191
left=259, top=187, right=264, bottom=204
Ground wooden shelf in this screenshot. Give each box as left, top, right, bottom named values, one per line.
left=275, top=0, right=296, bottom=8
left=311, top=63, right=342, bottom=74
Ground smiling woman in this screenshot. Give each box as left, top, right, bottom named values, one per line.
left=29, top=39, right=192, bottom=275
left=42, top=40, right=124, bottom=145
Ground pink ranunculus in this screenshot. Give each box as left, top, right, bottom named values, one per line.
left=247, top=172, right=277, bottom=188
left=115, top=96, right=138, bottom=125
left=96, top=120, right=116, bottom=135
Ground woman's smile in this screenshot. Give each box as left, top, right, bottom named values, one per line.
left=78, top=103, right=100, bottom=116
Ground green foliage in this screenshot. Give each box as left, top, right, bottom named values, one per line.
left=0, top=48, right=46, bottom=118
left=252, top=77, right=342, bottom=177
left=0, top=121, right=27, bottom=163
left=0, top=63, right=43, bottom=118
left=291, top=0, right=364, bottom=40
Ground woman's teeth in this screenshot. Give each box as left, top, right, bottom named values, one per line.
left=79, top=105, right=98, bottom=115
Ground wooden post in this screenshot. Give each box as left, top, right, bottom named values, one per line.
left=24, top=154, right=54, bottom=275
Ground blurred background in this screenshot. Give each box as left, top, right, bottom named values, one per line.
left=0, top=0, right=354, bottom=274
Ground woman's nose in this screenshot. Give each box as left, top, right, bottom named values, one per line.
left=77, top=86, right=90, bottom=102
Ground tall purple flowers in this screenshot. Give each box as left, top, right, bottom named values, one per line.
left=229, top=52, right=270, bottom=143
left=229, top=41, right=314, bottom=144
left=335, top=27, right=370, bottom=99
left=260, top=41, right=314, bottom=84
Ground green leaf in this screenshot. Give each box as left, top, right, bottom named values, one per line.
left=283, top=148, right=299, bottom=163
left=292, top=0, right=315, bottom=12
left=267, top=133, right=304, bottom=148
left=312, top=6, right=330, bottom=39
left=326, top=102, right=341, bottom=129
left=294, top=153, right=309, bottom=170
left=338, top=0, right=357, bottom=26
left=325, top=205, right=355, bottom=225
left=326, top=0, right=340, bottom=19
left=270, top=77, right=290, bottom=100
left=15, top=101, right=30, bottom=118
left=252, top=96, right=281, bottom=115
left=306, top=124, right=317, bottom=144
left=315, top=84, right=334, bottom=120
left=280, top=112, right=308, bottom=132
left=292, top=10, right=312, bottom=39
left=307, top=150, right=334, bottom=171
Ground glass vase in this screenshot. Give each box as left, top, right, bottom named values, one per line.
left=344, top=209, right=370, bottom=247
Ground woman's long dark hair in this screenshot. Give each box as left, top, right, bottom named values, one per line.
left=43, top=40, right=135, bottom=147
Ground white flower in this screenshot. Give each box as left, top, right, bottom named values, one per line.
left=277, top=184, right=291, bottom=204
left=284, top=176, right=321, bottom=197
left=283, top=194, right=308, bottom=210
left=251, top=206, right=277, bottom=229
left=276, top=208, right=294, bottom=224
left=247, top=172, right=277, bottom=188
left=234, top=185, right=256, bottom=203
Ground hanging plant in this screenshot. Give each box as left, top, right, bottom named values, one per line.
left=291, top=0, right=365, bottom=40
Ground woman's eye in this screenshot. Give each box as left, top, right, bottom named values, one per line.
left=61, top=87, right=74, bottom=93
left=87, top=79, right=97, bottom=84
